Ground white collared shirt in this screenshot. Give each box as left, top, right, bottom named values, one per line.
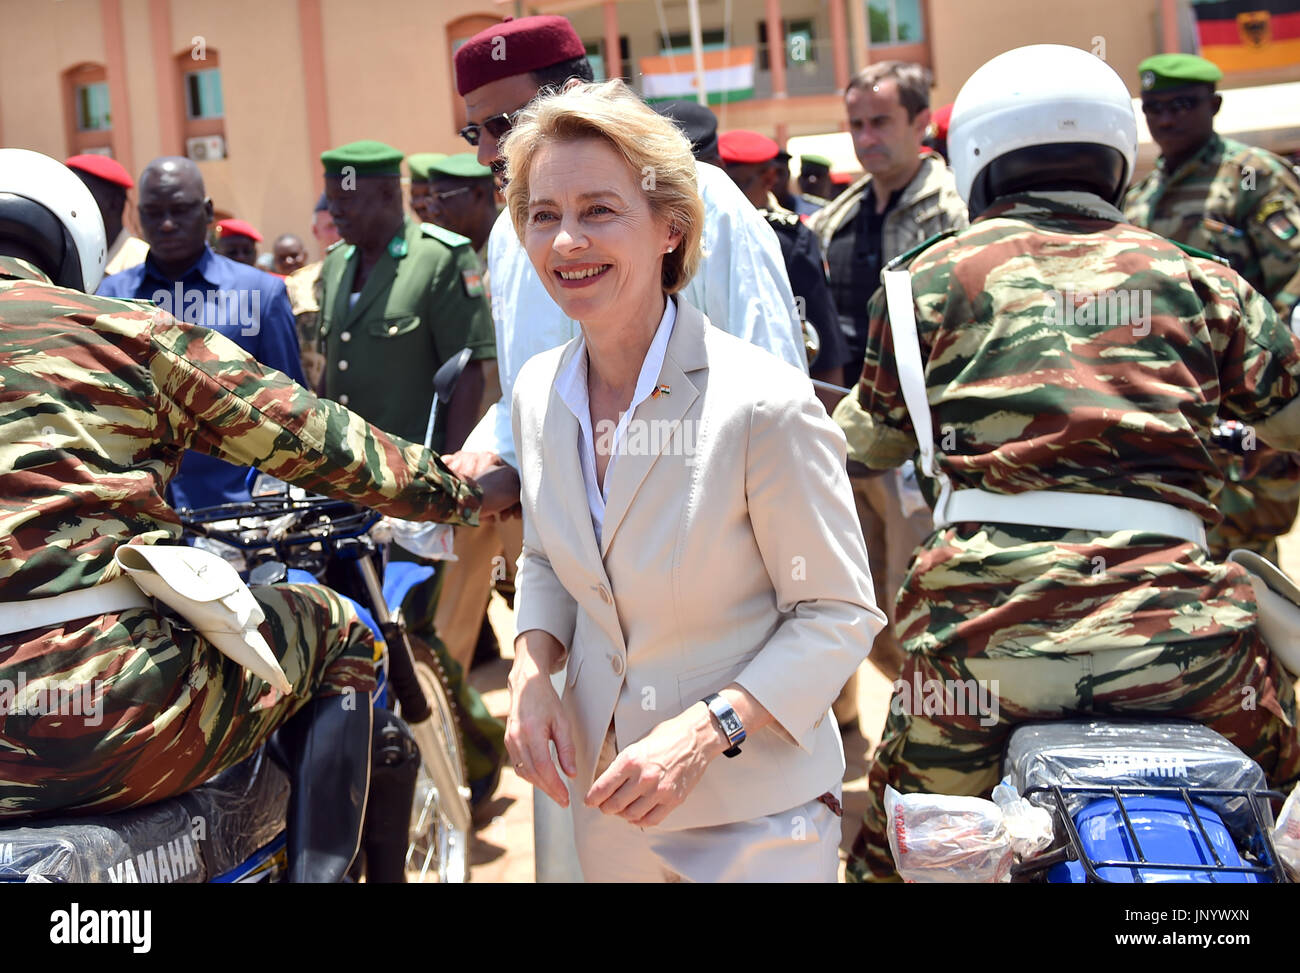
left=467, top=158, right=806, bottom=469
left=554, top=297, right=676, bottom=545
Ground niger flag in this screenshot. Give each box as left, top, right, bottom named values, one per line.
left=1192, top=0, right=1300, bottom=72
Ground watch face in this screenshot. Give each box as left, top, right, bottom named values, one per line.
left=719, top=712, right=743, bottom=737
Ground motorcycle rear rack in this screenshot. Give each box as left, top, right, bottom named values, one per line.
left=1012, top=783, right=1289, bottom=883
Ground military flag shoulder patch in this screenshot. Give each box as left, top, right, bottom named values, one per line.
left=461, top=268, right=485, bottom=298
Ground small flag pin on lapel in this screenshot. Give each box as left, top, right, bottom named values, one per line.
left=651, top=384, right=671, bottom=399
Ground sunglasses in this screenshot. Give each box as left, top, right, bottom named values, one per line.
left=1141, top=95, right=1208, bottom=118
left=458, top=110, right=520, bottom=147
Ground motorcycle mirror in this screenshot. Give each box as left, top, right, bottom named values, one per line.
left=433, top=347, right=473, bottom=403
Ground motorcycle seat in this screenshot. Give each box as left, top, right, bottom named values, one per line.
left=0, top=748, right=288, bottom=883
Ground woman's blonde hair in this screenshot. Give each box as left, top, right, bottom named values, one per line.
left=502, top=79, right=704, bottom=295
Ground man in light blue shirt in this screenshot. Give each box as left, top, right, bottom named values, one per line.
left=99, top=157, right=306, bottom=509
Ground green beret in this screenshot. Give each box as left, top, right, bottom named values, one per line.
left=800, top=154, right=833, bottom=170
left=407, top=153, right=447, bottom=183
left=427, top=152, right=493, bottom=181
left=321, top=140, right=404, bottom=177
left=1138, top=53, right=1222, bottom=93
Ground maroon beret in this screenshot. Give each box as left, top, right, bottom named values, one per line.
left=65, top=154, right=134, bottom=189
left=718, top=130, right=780, bottom=165
left=453, top=15, right=586, bottom=96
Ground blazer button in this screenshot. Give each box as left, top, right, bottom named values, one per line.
left=339, top=394, right=350, bottom=406
left=340, top=331, right=351, bottom=342
left=610, top=655, right=625, bottom=676
left=338, top=360, right=349, bottom=371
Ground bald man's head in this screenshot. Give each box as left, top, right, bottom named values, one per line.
left=273, top=233, right=308, bottom=275
left=138, top=156, right=213, bottom=277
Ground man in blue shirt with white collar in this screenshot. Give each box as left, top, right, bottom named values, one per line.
left=99, top=157, right=307, bottom=509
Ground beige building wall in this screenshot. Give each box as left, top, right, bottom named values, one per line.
left=166, top=0, right=315, bottom=255
left=123, top=0, right=165, bottom=174
left=927, top=0, right=1163, bottom=105
left=0, top=0, right=106, bottom=156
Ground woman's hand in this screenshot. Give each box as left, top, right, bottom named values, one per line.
left=506, top=629, right=576, bottom=807
left=585, top=702, right=728, bottom=828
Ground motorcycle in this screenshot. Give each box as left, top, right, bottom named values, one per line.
left=0, top=488, right=473, bottom=884
left=886, top=717, right=1297, bottom=884
left=0, top=353, right=478, bottom=884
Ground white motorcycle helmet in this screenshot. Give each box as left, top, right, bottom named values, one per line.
left=0, top=148, right=107, bottom=292
left=949, top=45, right=1138, bottom=216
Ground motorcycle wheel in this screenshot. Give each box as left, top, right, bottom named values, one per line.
left=405, top=640, right=472, bottom=883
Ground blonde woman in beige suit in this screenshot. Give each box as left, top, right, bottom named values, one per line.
left=501, top=80, right=884, bottom=883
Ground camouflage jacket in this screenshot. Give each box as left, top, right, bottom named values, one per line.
left=0, top=257, right=479, bottom=601
left=285, top=259, right=326, bottom=393
left=834, top=191, right=1300, bottom=658
left=1124, top=134, right=1300, bottom=319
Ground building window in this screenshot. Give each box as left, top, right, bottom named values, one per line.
left=63, top=63, right=116, bottom=156
left=75, top=81, right=112, bottom=131
left=869, top=0, right=925, bottom=45
left=184, top=67, right=224, bottom=119
left=758, top=19, right=818, bottom=70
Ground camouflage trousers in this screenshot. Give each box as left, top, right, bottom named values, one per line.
left=847, top=629, right=1300, bottom=881
left=0, top=583, right=376, bottom=820
left=1206, top=447, right=1300, bottom=562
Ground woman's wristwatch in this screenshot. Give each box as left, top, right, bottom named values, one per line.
left=703, top=693, right=746, bottom=757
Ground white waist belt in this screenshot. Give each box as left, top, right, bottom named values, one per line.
left=938, top=488, right=1207, bottom=548
left=0, top=578, right=153, bottom=638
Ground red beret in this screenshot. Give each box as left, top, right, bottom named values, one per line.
left=718, top=130, right=780, bottom=165
left=65, top=154, right=134, bottom=189
left=930, top=103, right=954, bottom=139
left=453, top=15, right=586, bottom=96
left=830, top=171, right=856, bottom=185
left=215, top=218, right=262, bottom=242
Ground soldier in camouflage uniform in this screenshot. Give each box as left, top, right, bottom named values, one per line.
left=1124, top=54, right=1300, bottom=561
left=834, top=46, right=1300, bottom=881
left=0, top=151, right=481, bottom=881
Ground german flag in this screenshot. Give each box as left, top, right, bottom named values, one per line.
left=1192, top=0, right=1300, bottom=72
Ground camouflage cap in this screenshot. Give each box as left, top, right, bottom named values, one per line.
left=1138, top=53, right=1223, bottom=93
left=407, top=153, right=447, bottom=183
left=426, top=153, right=493, bottom=180
left=321, top=140, right=404, bottom=177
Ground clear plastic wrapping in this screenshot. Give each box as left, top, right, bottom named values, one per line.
left=885, top=780, right=1053, bottom=883
left=0, top=747, right=287, bottom=883
left=1274, top=782, right=1300, bottom=881
left=1004, top=720, right=1270, bottom=837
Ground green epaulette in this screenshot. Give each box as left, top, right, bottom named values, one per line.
left=420, top=222, right=471, bottom=248
left=884, top=229, right=959, bottom=271
left=1171, top=239, right=1230, bottom=267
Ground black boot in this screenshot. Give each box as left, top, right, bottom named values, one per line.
left=362, top=709, right=420, bottom=884
left=279, top=695, right=373, bottom=883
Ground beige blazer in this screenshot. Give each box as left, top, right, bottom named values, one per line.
left=511, top=296, right=884, bottom=832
